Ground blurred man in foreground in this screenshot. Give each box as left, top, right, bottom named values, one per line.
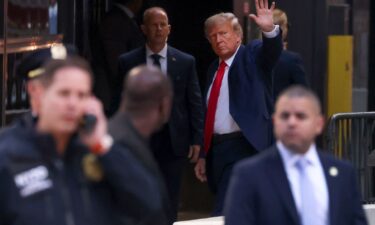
left=109, top=65, right=173, bottom=224
left=0, top=57, right=162, bottom=225
left=225, top=86, right=367, bottom=225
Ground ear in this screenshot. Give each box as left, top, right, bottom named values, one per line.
left=167, top=24, right=171, bottom=35
left=236, top=32, right=242, bottom=44
left=315, top=114, right=325, bottom=135
left=27, top=80, right=44, bottom=98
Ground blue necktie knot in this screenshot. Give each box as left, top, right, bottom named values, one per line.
left=151, top=54, right=161, bottom=68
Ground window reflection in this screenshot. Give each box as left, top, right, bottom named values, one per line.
left=8, top=0, right=58, bottom=37
left=49, top=0, right=58, bottom=34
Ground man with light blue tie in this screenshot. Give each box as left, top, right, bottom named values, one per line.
left=225, top=86, right=367, bottom=225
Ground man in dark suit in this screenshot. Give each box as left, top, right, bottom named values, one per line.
left=94, top=0, right=144, bottom=114
left=272, top=8, right=308, bottom=98
left=117, top=7, right=204, bottom=222
left=225, top=86, right=368, bottom=225
left=194, top=0, right=282, bottom=215
left=109, top=65, right=172, bottom=225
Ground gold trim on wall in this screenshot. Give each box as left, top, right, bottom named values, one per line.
left=0, top=34, right=63, bottom=54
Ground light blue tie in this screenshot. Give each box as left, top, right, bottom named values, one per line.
left=296, top=158, right=319, bottom=225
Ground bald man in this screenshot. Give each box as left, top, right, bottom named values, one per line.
left=109, top=65, right=173, bottom=225
left=116, top=7, right=204, bottom=222
left=225, top=86, right=367, bottom=225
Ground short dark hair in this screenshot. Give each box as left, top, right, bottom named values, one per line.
left=143, top=7, right=168, bottom=24
left=122, top=65, right=172, bottom=116
left=277, top=85, right=322, bottom=114
left=40, top=56, right=93, bottom=88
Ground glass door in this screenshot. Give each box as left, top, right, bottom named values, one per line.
left=1, top=0, right=64, bottom=126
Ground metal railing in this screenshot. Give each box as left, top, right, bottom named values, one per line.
left=325, top=112, right=375, bottom=202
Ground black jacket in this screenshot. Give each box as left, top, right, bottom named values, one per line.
left=109, top=113, right=170, bottom=225
left=0, top=125, right=163, bottom=225
left=273, top=50, right=308, bottom=98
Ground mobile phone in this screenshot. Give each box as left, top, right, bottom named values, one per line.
left=79, top=114, right=97, bottom=135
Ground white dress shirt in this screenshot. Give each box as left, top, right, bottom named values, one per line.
left=145, top=44, right=168, bottom=75
left=206, top=25, right=280, bottom=134
left=206, top=48, right=241, bottom=134
left=277, top=141, right=329, bottom=225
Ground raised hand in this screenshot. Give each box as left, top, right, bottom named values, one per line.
left=249, top=0, right=276, bottom=32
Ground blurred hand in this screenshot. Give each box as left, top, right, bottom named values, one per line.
left=249, top=0, right=276, bottom=32
left=80, top=96, right=109, bottom=154
left=194, top=158, right=207, bottom=182
left=188, top=145, right=201, bottom=163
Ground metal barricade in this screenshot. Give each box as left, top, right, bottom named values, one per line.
left=325, top=112, right=375, bottom=202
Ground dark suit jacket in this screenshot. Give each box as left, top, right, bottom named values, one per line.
left=93, top=5, right=144, bottom=112
left=116, top=45, right=204, bottom=156
left=108, top=112, right=171, bottom=225
left=99, top=5, right=144, bottom=80
left=273, top=50, right=308, bottom=98
left=225, top=145, right=368, bottom=225
left=205, top=34, right=282, bottom=153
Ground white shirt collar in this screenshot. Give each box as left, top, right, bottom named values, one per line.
left=221, top=45, right=241, bottom=67
left=277, top=141, right=320, bottom=168
left=146, top=44, right=168, bottom=59
left=114, top=3, right=134, bottom=18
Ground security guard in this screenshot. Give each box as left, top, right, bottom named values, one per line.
left=0, top=56, right=164, bottom=225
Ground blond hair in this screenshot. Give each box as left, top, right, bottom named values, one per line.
left=204, top=12, right=243, bottom=40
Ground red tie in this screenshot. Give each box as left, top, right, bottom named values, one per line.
left=204, top=61, right=227, bottom=153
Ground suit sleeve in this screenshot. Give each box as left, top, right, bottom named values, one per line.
left=256, top=31, right=283, bottom=90
left=225, top=164, right=256, bottom=225
left=99, top=143, right=166, bottom=224
left=186, top=58, right=204, bottom=145
left=259, top=30, right=283, bottom=71
left=349, top=166, right=368, bottom=225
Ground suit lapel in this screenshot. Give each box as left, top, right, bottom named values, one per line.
left=266, top=147, right=300, bottom=225
left=166, top=47, right=177, bottom=80
left=318, top=152, right=339, bottom=225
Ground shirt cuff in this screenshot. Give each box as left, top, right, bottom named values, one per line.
left=262, top=25, right=280, bottom=38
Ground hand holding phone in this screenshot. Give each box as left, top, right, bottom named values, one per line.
left=80, top=97, right=110, bottom=154
left=79, top=114, right=97, bottom=135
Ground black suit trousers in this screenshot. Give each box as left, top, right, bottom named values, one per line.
left=151, top=124, right=187, bottom=223
left=206, top=136, right=257, bottom=216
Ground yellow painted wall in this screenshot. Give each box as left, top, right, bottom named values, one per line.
left=327, top=35, right=353, bottom=117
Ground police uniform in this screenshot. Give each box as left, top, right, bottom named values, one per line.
left=0, top=122, right=164, bottom=225
left=0, top=45, right=76, bottom=142
left=0, top=45, right=166, bottom=225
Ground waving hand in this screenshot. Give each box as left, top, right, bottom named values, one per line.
left=249, top=0, right=276, bottom=32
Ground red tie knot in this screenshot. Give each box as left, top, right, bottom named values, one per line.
left=219, top=61, right=227, bottom=69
